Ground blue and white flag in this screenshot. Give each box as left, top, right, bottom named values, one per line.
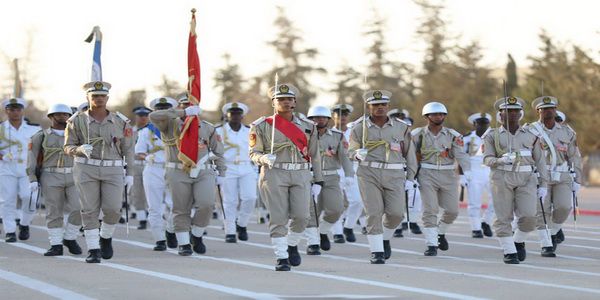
left=85, top=26, right=102, bottom=81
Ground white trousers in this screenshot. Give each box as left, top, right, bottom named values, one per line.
left=222, top=166, right=257, bottom=234
left=1, top=175, right=35, bottom=233
left=143, top=165, right=174, bottom=242
left=467, top=178, right=495, bottom=230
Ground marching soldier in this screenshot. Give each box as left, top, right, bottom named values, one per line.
left=304, top=105, right=354, bottom=255
left=530, top=96, right=582, bottom=257
left=149, top=99, right=226, bottom=256
left=348, top=90, right=417, bottom=264
left=463, top=113, right=495, bottom=238
left=388, top=108, right=422, bottom=236
left=412, top=102, right=470, bottom=257
left=135, top=97, right=179, bottom=250
left=215, top=102, right=257, bottom=243
left=64, top=81, right=135, bottom=263
left=28, top=104, right=82, bottom=256
left=331, top=104, right=365, bottom=243
left=249, top=83, right=323, bottom=271
left=483, top=96, right=548, bottom=264
left=0, top=97, right=41, bottom=242
left=131, top=106, right=151, bottom=230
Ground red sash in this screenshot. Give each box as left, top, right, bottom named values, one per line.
left=266, top=114, right=310, bottom=162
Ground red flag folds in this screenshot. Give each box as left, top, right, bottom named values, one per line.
left=178, top=9, right=201, bottom=170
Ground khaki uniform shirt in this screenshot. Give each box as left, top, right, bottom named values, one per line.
left=411, top=126, right=470, bottom=172
left=348, top=117, right=417, bottom=181
left=318, top=128, right=354, bottom=176
left=64, top=111, right=134, bottom=175
left=27, top=128, right=73, bottom=182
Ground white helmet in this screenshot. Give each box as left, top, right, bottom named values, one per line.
left=422, top=102, right=448, bottom=116
left=47, top=103, right=73, bottom=117
left=307, top=105, right=332, bottom=118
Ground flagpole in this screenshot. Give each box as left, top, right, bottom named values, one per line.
left=270, top=73, right=279, bottom=156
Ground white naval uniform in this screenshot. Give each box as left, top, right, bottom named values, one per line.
left=332, top=124, right=366, bottom=235
left=135, top=125, right=174, bottom=242
left=463, top=130, right=496, bottom=231
left=0, top=120, right=41, bottom=234
left=215, top=123, right=257, bottom=235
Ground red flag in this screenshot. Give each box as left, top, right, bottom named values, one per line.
left=178, top=9, right=201, bottom=169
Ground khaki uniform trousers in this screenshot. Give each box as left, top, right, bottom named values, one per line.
left=42, top=171, right=81, bottom=228
left=419, top=169, right=459, bottom=228
left=537, top=172, right=573, bottom=230
left=131, top=164, right=147, bottom=211
left=491, top=170, right=538, bottom=237
left=356, top=166, right=405, bottom=235
left=73, top=163, right=124, bottom=229
left=166, top=167, right=216, bottom=232
left=308, top=174, right=344, bottom=227
left=259, top=168, right=311, bottom=238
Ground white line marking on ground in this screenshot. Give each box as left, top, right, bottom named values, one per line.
left=114, top=238, right=488, bottom=300
left=0, top=268, right=96, bottom=300
left=0, top=241, right=280, bottom=300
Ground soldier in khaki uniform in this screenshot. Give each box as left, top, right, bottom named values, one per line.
left=304, top=105, right=354, bottom=255
left=412, top=102, right=471, bottom=257
left=529, top=96, right=582, bottom=257
left=483, top=96, right=548, bottom=264
left=64, top=81, right=135, bottom=263
left=348, top=90, right=417, bottom=264
left=131, top=106, right=151, bottom=230
left=149, top=101, right=226, bottom=256
left=28, top=104, right=82, bottom=256
left=249, top=83, right=323, bottom=271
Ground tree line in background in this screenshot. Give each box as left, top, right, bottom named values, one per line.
left=3, top=0, right=600, bottom=158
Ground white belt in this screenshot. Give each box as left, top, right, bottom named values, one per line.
left=42, top=167, right=73, bottom=174
left=322, top=169, right=340, bottom=176
left=272, top=163, right=310, bottom=171
left=507, top=150, right=532, bottom=157
left=496, top=165, right=533, bottom=172
left=134, top=160, right=146, bottom=166
left=146, top=161, right=166, bottom=168
left=547, top=164, right=569, bottom=172
left=359, top=161, right=406, bottom=170
left=74, top=157, right=124, bottom=167
left=420, top=163, right=455, bottom=170
left=166, top=162, right=212, bottom=170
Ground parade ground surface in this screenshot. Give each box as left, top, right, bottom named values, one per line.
left=1, top=188, right=599, bottom=300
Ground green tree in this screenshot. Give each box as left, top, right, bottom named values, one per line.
left=262, top=6, right=326, bottom=114
left=154, top=74, right=182, bottom=99
left=213, top=53, right=245, bottom=112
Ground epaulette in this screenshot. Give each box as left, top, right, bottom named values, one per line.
left=394, top=117, right=410, bottom=126
left=347, top=116, right=364, bottom=129
left=214, top=123, right=224, bottom=128
left=67, top=111, right=80, bottom=123
left=115, top=111, right=130, bottom=123
left=447, top=128, right=462, bottom=138
left=298, top=113, right=315, bottom=125
left=330, top=127, right=342, bottom=134
left=251, top=116, right=266, bottom=126
left=411, top=127, right=423, bottom=137
left=481, top=128, right=493, bottom=139
left=526, top=123, right=543, bottom=138
left=201, top=120, right=214, bottom=127
left=565, top=124, right=576, bottom=136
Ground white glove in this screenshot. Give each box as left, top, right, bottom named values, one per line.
left=404, top=180, right=415, bottom=192
left=497, top=154, right=513, bottom=165
left=344, top=176, right=355, bottom=188
left=537, top=187, right=548, bottom=201
left=459, top=175, right=468, bottom=187
left=125, top=175, right=134, bottom=194
left=260, top=154, right=277, bottom=168
left=77, top=144, right=93, bottom=158
left=355, top=148, right=368, bottom=161
left=29, top=181, right=39, bottom=191
left=184, top=105, right=201, bottom=116
left=311, top=184, right=322, bottom=198
left=572, top=182, right=581, bottom=194
left=216, top=176, right=226, bottom=186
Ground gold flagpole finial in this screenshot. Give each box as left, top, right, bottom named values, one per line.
left=191, top=8, right=196, bottom=14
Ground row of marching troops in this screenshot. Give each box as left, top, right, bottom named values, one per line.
left=0, top=80, right=582, bottom=270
